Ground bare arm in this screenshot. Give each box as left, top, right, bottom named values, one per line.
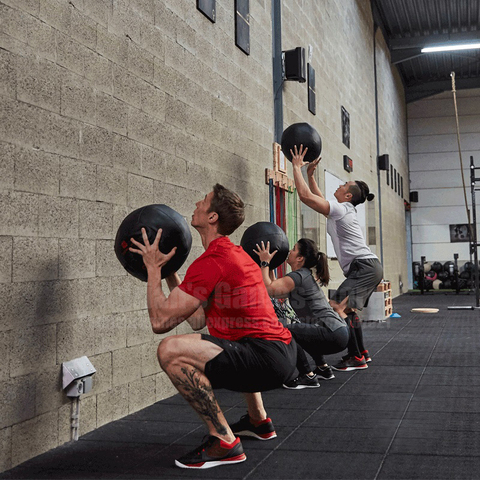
left=130, top=228, right=204, bottom=334
left=145, top=268, right=203, bottom=333
left=165, top=272, right=182, bottom=292
left=253, top=241, right=296, bottom=298
left=266, top=276, right=296, bottom=299
left=165, top=272, right=206, bottom=331
left=306, top=159, right=325, bottom=199
left=291, top=146, right=330, bottom=217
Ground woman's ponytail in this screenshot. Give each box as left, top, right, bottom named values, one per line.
left=315, top=251, right=330, bottom=286
left=296, top=238, right=330, bottom=286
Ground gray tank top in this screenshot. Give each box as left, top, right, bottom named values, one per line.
left=287, top=268, right=346, bottom=332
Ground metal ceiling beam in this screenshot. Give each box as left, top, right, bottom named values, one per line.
left=390, top=30, right=480, bottom=50
left=406, top=90, right=443, bottom=103
left=406, top=76, right=480, bottom=103
left=373, top=0, right=480, bottom=102
left=391, top=48, right=423, bottom=64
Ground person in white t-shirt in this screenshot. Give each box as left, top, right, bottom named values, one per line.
left=291, top=145, right=383, bottom=371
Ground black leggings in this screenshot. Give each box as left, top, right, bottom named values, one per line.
left=287, top=323, right=349, bottom=374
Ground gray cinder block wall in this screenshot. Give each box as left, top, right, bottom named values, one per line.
left=374, top=30, right=409, bottom=295
left=0, top=0, right=408, bottom=471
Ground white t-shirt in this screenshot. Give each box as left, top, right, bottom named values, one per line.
left=327, top=199, right=377, bottom=275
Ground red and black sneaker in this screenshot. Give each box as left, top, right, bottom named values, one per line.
left=361, top=350, right=372, bottom=363
left=175, top=435, right=246, bottom=469
left=230, top=413, right=277, bottom=440
left=331, top=355, right=368, bottom=371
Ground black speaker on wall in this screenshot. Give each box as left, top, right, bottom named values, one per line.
left=410, top=191, right=419, bottom=203
left=283, top=47, right=306, bottom=82
left=378, top=154, right=389, bottom=171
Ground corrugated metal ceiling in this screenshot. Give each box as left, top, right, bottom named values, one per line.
left=371, top=0, right=480, bottom=102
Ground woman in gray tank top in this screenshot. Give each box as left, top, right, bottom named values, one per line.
left=254, top=238, right=349, bottom=390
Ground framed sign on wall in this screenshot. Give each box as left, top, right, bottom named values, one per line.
left=341, top=106, right=350, bottom=148
left=449, top=224, right=473, bottom=243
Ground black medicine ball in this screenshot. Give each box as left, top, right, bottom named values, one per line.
left=459, top=270, right=472, bottom=280
left=443, top=261, right=455, bottom=276
left=240, top=222, right=289, bottom=270
left=437, top=271, right=449, bottom=282
left=463, top=261, right=474, bottom=272
left=281, top=122, right=322, bottom=163
left=114, top=204, right=192, bottom=281
left=442, top=279, right=452, bottom=289
left=431, top=261, right=443, bottom=273
left=424, top=279, right=433, bottom=291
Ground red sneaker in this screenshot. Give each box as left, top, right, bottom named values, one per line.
left=230, top=413, right=277, bottom=440
left=361, top=350, right=372, bottom=363
left=175, top=435, right=246, bottom=469
left=332, top=355, right=368, bottom=371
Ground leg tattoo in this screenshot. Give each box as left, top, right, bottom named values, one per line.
left=172, top=367, right=227, bottom=436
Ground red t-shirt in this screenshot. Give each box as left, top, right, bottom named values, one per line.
left=178, top=236, right=292, bottom=344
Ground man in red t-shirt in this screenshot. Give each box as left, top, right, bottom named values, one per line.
left=130, top=184, right=296, bottom=470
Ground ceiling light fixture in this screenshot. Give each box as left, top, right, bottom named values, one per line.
left=421, top=42, right=480, bottom=53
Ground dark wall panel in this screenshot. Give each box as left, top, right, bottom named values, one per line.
left=235, top=0, right=250, bottom=55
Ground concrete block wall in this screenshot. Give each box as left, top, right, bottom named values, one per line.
left=0, top=0, right=274, bottom=470
left=408, top=88, right=480, bottom=264
left=374, top=31, right=409, bottom=296
left=0, top=0, right=409, bottom=471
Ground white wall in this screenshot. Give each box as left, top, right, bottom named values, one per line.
left=407, top=89, right=480, bottom=265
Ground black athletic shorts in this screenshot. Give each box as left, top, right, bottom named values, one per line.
left=332, top=257, right=383, bottom=310
left=202, top=334, right=297, bottom=393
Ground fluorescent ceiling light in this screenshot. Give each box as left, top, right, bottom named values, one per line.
left=421, top=43, right=480, bottom=53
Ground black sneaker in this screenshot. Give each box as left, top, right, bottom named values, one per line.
left=314, top=365, right=335, bottom=380
left=175, top=435, right=246, bottom=469
left=230, top=414, right=277, bottom=440
left=331, top=355, right=368, bottom=371
left=283, top=373, right=320, bottom=390
left=361, top=350, right=372, bottom=363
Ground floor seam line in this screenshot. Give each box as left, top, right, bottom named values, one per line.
left=243, top=317, right=418, bottom=479
left=111, top=399, right=247, bottom=478
left=373, top=316, right=449, bottom=480
left=242, top=375, right=359, bottom=479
